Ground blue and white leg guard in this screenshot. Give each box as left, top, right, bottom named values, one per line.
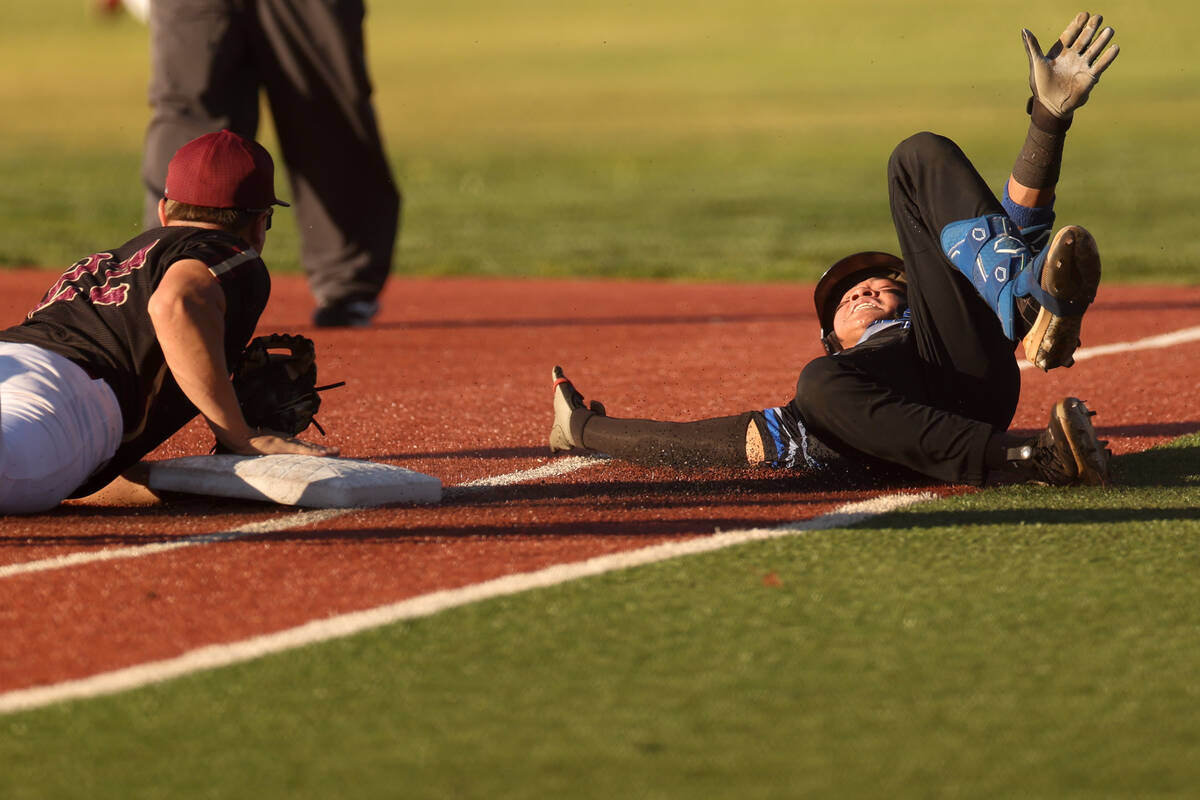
left=940, top=214, right=1043, bottom=340
left=756, top=405, right=840, bottom=470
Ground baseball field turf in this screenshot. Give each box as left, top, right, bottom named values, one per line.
left=3, top=1, right=1200, bottom=798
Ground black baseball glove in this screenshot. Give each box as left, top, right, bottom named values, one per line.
left=230, top=333, right=343, bottom=437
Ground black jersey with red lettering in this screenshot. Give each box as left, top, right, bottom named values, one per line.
left=0, top=225, right=270, bottom=495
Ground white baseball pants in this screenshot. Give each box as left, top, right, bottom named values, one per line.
left=0, top=343, right=123, bottom=514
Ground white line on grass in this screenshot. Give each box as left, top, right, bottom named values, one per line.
left=0, top=491, right=936, bottom=715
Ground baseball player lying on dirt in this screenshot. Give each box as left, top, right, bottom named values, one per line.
left=0, top=130, right=337, bottom=515
left=549, top=12, right=1117, bottom=488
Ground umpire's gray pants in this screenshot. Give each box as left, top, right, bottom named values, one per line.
left=141, top=0, right=401, bottom=308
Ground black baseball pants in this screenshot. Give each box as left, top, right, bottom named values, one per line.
left=792, top=132, right=1022, bottom=484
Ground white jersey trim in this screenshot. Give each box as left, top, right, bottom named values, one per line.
left=207, top=248, right=260, bottom=279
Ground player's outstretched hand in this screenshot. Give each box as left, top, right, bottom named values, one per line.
left=236, top=431, right=340, bottom=458
left=1023, top=11, right=1119, bottom=119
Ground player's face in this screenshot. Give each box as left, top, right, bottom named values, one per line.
left=831, top=278, right=907, bottom=347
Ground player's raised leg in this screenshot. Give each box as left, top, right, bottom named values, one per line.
left=940, top=216, right=1101, bottom=370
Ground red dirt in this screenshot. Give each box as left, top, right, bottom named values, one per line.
left=2, top=270, right=1198, bottom=693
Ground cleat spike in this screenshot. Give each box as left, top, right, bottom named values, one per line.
left=1004, top=397, right=1111, bottom=486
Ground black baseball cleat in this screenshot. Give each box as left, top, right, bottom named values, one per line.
left=1005, top=397, right=1112, bottom=486
left=549, top=366, right=605, bottom=453
left=1019, top=225, right=1101, bottom=371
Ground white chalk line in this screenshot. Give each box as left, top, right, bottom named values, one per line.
left=1018, top=323, right=1200, bottom=371
left=0, top=491, right=935, bottom=715
left=452, top=454, right=609, bottom=489
left=0, top=455, right=607, bottom=580
left=0, top=509, right=347, bottom=580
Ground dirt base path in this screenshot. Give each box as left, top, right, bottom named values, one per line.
left=2, top=271, right=1198, bottom=694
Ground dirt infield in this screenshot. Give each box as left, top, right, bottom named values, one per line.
left=2, top=270, right=1199, bottom=696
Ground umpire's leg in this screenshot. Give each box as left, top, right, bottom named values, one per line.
left=255, top=0, right=401, bottom=311
left=886, top=132, right=1021, bottom=429
left=141, top=0, right=261, bottom=229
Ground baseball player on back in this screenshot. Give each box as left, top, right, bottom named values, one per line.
left=549, top=12, right=1118, bottom=488
left=0, top=130, right=337, bottom=515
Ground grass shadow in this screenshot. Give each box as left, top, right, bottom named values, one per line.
left=862, top=505, right=1200, bottom=532
left=1112, top=441, right=1200, bottom=488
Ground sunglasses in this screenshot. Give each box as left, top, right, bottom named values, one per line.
left=248, top=207, right=275, bottom=230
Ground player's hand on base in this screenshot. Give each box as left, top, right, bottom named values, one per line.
left=235, top=431, right=340, bottom=458
left=1022, top=11, right=1119, bottom=119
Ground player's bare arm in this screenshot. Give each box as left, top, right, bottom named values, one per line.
left=148, top=259, right=338, bottom=458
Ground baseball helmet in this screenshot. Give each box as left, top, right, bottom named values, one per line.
left=814, top=251, right=906, bottom=354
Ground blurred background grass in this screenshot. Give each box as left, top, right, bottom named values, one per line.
left=0, top=0, right=1195, bottom=283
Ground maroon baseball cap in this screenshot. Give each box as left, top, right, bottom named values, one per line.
left=164, top=130, right=289, bottom=210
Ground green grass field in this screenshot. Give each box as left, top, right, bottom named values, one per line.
left=3, top=435, right=1199, bottom=799
left=2, top=0, right=1198, bottom=282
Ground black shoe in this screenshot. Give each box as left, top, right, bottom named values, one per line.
left=313, top=298, right=378, bottom=328
left=1006, top=397, right=1111, bottom=485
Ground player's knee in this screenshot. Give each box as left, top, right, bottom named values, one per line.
left=792, top=357, right=844, bottom=425
left=888, top=131, right=961, bottom=175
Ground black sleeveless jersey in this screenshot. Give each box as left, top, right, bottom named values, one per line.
left=0, top=225, right=270, bottom=495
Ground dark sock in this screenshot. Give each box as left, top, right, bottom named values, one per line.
left=579, top=413, right=755, bottom=468
left=569, top=406, right=596, bottom=447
